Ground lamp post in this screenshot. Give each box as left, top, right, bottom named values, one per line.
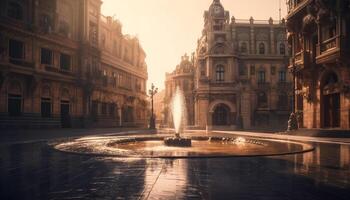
left=149, top=83, right=158, bottom=129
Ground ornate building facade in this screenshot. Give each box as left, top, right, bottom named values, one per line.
left=286, top=0, right=350, bottom=129
left=164, top=54, right=195, bottom=127
left=0, top=0, right=148, bottom=128
left=192, top=0, right=292, bottom=130
left=164, top=0, right=292, bottom=130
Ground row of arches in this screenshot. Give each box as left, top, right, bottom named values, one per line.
left=5, top=80, right=74, bottom=127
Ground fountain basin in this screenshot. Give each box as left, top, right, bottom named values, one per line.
left=164, top=137, right=192, bottom=147
left=53, top=135, right=314, bottom=159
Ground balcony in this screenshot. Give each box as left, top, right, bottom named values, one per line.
left=316, top=35, right=343, bottom=64
left=288, top=50, right=311, bottom=71
left=287, top=0, right=311, bottom=16
left=9, top=58, right=34, bottom=68
left=277, top=82, right=292, bottom=91
left=257, top=82, right=270, bottom=90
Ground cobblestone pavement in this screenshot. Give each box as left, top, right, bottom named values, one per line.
left=1, top=130, right=350, bottom=200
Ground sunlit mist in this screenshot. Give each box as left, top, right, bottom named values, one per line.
left=172, top=87, right=185, bottom=135
left=101, top=0, right=287, bottom=90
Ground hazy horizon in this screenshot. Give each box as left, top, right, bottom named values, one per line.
left=102, top=0, right=287, bottom=91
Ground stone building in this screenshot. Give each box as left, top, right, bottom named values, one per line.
left=153, top=89, right=165, bottom=127
left=191, top=0, right=292, bottom=130
left=164, top=54, right=195, bottom=127
left=286, top=0, right=350, bottom=129
left=0, top=0, right=148, bottom=128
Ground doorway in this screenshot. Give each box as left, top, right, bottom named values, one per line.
left=322, top=72, right=341, bottom=128
left=61, top=101, right=71, bottom=128
left=212, top=104, right=230, bottom=126
left=323, top=93, right=340, bottom=128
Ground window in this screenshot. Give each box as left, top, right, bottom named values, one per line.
left=257, top=92, right=268, bottom=108
left=250, top=65, right=255, bottom=75
left=112, top=72, right=117, bottom=88
left=8, top=94, right=22, bottom=117
left=7, top=2, right=23, bottom=20
left=9, top=39, right=24, bottom=59
left=102, top=70, right=108, bottom=87
left=259, top=43, right=265, bottom=54
left=216, top=65, right=225, bottom=82
left=58, top=20, right=70, bottom=37
left=89, top=22, right=98, bottom=45
left=39, top=14, right=53, bottom=33
left=109, top=103, right=115, bottom=117
left=240, top=42, right=247, bottom=53
left=60, top=53, right=71, bottom=71
left=278, top=71, right=286, bottom=82
left=280, top=43, right=286, bottom=55
left=41, top=98, right=52, bottom=118
left=258, top=70, right=266, bottom=83
left=271, top=66, right=276, bottom=75
left=213, top=104, right=229, bottom=126
left=101, top=103, right=107, bottom=115
left=41, top=48, right=53, bottom=65
left=239, top=64, right=246, bottom=76
left=91, top=101, right=98, bottom=118
left=278, top=94, right=288, bottom=110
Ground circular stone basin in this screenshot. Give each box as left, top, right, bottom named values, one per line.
left=53, top=135, right=314, bottom=158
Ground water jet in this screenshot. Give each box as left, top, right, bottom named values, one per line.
left=164, top=87, right=192, bottom=147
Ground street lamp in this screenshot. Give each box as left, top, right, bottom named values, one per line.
left=149, top=83, right=158, bottom=129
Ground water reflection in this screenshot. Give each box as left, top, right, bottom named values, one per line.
left=286, top=143, right=350, bottom=189
left=0, top=140, right=350, bottom=199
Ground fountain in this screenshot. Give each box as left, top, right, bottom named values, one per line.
left=52, top=89, right=314, bottom=158
left=163, top=87, right=192, bottom=147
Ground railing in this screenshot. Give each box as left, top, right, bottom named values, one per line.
left=234, top=19, right=283, bottom=25
left=9, top=58, right=34, bottom=68
left=45, top=65, right=59, bottom=73
left=316, top=35, right=341, bottom=64
left=287, top=0, right=308, bottom=13
left=317, top=35, right=339, bottom=54
left=257, top=82, right=270, bottom=90
left=277, top=82, right=292, bottom=90
left=289, top=50, right=310, bottom=70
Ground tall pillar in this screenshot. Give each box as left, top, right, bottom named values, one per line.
left=241, top=91, right=252, bottom=129
left=118, top=108, right=122, bottom=127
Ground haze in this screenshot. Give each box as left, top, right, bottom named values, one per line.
left=102, top=0, right=287, bottom=90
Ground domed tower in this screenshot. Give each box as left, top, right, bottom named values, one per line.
left=194, top=0, right=239, bottom=130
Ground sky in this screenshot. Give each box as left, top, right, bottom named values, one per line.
left=102, top=0, right=287, bottom=90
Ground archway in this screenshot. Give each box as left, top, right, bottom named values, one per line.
left=212, top=104, right=230, bottom=126
left=321, top=72, right=340, bottom=128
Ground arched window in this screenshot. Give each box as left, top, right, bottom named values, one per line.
left=257, top=92, right=268, bottom=108
left=216, top=65, right=225, bottom=82
left=213, top=104, right=230, bottom=126
left=280, top=43, right=286, bottom=55
left=7, top=2, right=23, bottom=20
left=258, top=70, right=266, bottom=83
left=8, top=81, right=22, bottom=117
left=259, top=43, right=265, bottom=54
left=240, top=42, right=247, bottom=53
left=41, top=86, right=52, bottom=118
left=278, top=70, right=287, bottom=82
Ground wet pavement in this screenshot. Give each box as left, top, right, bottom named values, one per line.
left=1, top=131, right=350, bottom=200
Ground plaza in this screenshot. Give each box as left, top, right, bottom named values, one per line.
left=1, top=129, right=350, bottom=199
left=1, top=0, right=350, bottom=199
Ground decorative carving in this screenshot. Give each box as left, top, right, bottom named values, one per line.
left=256, top=32, right=268, bottom=41
left=237, top=33, right=249, bottom=41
